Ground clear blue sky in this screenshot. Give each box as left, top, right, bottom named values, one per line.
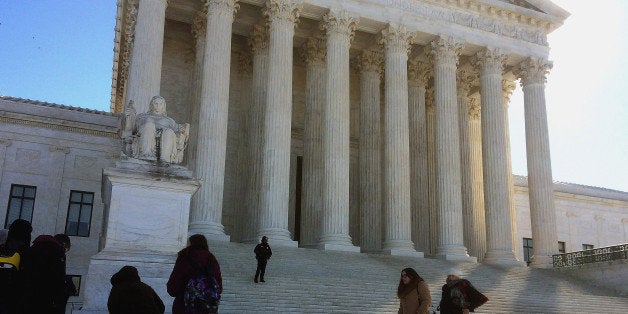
left=1, top=0, right=626, bottom=192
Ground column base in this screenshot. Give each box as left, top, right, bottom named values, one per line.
left=529, top=254, right=554, bottom=268
left=259, top=228, right=298, bottom=247
left=382, top=240, right=423, bottom=257
left=318, top=234, right=360, bottom=252
left=188, top=222, right=231, bottom=242
left=483, top=251, right=526, bottom=267
left=436, top=245, right=477, bottom=262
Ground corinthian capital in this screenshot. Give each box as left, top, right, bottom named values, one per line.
left=300, top=36, right=326, bottom=65
left=515, top=57, right=553, bottom=86
left=427, top=36, right=464, bottom=65
left=207, top=0, right=239, bottom=21
left=356, top=49, right=383, bottom=74
left=408, top=59, right=431, bottom=86
left=321, top=9, right=359, bottom=41
left=379, top=23, right=413, bottom=55
left=473, top=47, right=507, bottom=74
left=468, top=96, right=481, bottom=120
left=456, top=62, right=478, bottom=94
left=249, top=24, right=269, bottom=53
left=192, top=6, right=208, bottom=39
left=502, top=78, right=516, bottom=104
left=264, top=0, right=301, bottom=25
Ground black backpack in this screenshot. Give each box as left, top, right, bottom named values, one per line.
left=0, top=244, right=21, bottom=311
left=183, top=258, right=220, bottom=314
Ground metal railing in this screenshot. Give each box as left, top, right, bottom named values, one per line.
left=552, top=243, right=628, bottom=268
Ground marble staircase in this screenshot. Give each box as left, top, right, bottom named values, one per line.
left=207, top=241, right=628, bottom=313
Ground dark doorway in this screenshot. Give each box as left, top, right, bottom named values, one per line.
left=294, top=156, right=303, bottom=242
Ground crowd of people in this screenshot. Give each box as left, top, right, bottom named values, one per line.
left=1, top=220, right=487, bottom=314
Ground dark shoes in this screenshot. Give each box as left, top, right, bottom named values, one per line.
left=260, top=279, right=265, bottom=282
left=254, top=278, right=258, bottom=283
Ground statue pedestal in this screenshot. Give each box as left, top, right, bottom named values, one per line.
left=78, top=162, right=199, bottom=313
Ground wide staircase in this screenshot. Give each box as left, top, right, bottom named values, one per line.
left=208, top=240, right=627, bottom=313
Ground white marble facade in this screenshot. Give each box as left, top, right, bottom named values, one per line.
left=3, top=3, right=628, bottom=305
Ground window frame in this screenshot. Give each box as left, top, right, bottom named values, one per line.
left=558, top=241, right=566, bottom=253
left=4, top=184, right=37, bottom=228
left=582, top=244, right=594, bottom=251
left=64, top=190, right=95, bottom=237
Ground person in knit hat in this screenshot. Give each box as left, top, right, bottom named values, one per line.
left=438, top=268, right=488, bottom=314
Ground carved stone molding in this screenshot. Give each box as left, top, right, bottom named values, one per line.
left=408, top=59, right=432, bottom=87
left=0, top=116, right=119, bottom=138
left=356, top=49, right=383, bottom=74
left=321, top=9, right=359, bottom=42
left=300, top=36, right=326, bottom=65
left=264, top=0, right=301, bottom=25
left=456, top=62, right=478, bottom=94
left=473, top=47, right=507, bottom=74
left=49, top=146, right=70, bottom=154
left=427, top=36, right=464, bottom=65
left=379, top=23, right=413, bottom=55
left=117, top=0, right=139, bottom=113
left=207, top=0, right=239, bottom=21
left=502, top=78, right=517, bottom=104
left=249, top=24, right=269, bottom=53
left=516, top=57, right=553, bottom=86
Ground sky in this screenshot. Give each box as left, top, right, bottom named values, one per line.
left=0, top=0, right=626, bottom=192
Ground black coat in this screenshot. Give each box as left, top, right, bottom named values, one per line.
left=439, top=279, right=488, bottom=314
left=254, top=243, right=272, bottom=260
left=108, top=266, right=165, bottom=314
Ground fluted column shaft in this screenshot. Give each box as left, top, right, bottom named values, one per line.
left=429, top=37, right=469, bottom=260
left=408, top=61, right=430, bottom=253
left=380, top=25, right=418, bottom=256
left=518, top=58, right=558, bottom=268
left=358, top=50, right=383, bottom=252
left=125, top=0, right=168, bottom=113
left=319, top=10, right=359, bottom=251
left=475, top=48, right=518, bottom=264
left=502, top=79, right=520, bottom=259
left=243, top=25, right=269, bottom=243
left=300, top=37, right=326, bottom=247
left=186, top=9, right=207, bottom=171
left=189, top=0, right=238, bottom=241
left=467, top=97, right=487, bottom=261
left=426, top=88, right=437, bottom=255
left=256, top=0, right=300, bottom=245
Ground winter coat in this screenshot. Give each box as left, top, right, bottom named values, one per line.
left=398, top=280, right=432, bottom=314
left=167, top=248, right=222, bottom=314
left=17, top=235, right=67, bottom=313
left=439, top=279, right=488, bottom=314
left=107, top=266, right=165, bottom=314
left=254, top=243, right=272, bottom=260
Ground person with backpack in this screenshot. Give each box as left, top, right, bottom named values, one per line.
left=0, top=219, right=32, bottom=314
left=397, top=267, right=431, bottom=314
left=54, top=233, right=77, bottom=314
left=438, top=268, right=488, bottom=314
left=16, top=234, right=68, bottom=313
left=167, top=234, right=222, bottom=314
left=108, top=265, right=165, bottom=314
left=253, top=236, right=272, bottom=283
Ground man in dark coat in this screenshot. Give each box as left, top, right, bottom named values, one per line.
left=438, top=268, right=488, bottom=314
left=17, top=234, right=67, bottom=313
left=0, top=219, right=32, bottom=314
left=108, top=265, right=165, bottom=314
left=253, top=236, right=272, bottom=283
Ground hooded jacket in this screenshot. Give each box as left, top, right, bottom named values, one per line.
left=107, top=265, right=165, bottom=314
left=167, top=248, right=222, bottom=314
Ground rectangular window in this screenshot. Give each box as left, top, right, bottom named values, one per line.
left=558, top=241, right=566, bottom=253
left=4, top=184, right=36, bottom=228
left=65, top=191, right=94, bottom=237
left=523, top=238, right=533, bottom=265
left=582, top=244, right=594, bottom=250
left=67, top=275, right=81, bottom=296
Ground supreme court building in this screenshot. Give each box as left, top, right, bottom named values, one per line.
left=4, top=0, right=627, bottom=288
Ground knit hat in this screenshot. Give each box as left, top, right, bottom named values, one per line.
left=447, top=268, right=463, bottom=277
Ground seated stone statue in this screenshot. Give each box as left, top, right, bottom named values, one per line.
left=122, top=96, right=190, bottom=164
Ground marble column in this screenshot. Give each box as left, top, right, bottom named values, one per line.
left=319, top=9, right=359, bottom=252
left=125, top=0, right=168, bottom=114
left=456, top=63, right=479, bottom=259
left=408, top=60, right=431, bottom=254
left=242, top=25, right=269, bottom=243
left=502, top=78, right=520, bottom=259
left=189, top=0, right=239, bottom=241
left=186, top=8, right=207, bottom=171
left=429, top=37, right=471, bottom=261
left=474, top=48, right=519, bottom=265
left=300, top=36, right=326, bottom=248
left=467, top=95, right=487, bottom=261
left=357, top=49, right=383, bottom=252
left=426, top=87, right=437, bottom=255
left=380, top=24, right=420, bottom=256
left=516, top=57, right=558, bottom=268
left=257, top=0, right=300, bottom=246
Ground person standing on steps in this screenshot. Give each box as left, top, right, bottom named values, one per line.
left=397, top=267, right=431, bottom=314
left=253, top=236, right=272, bottom=283
left=438, top=268, right=488, bottom=314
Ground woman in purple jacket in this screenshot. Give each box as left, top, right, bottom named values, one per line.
left=167, top=234, right=222, bottom=314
